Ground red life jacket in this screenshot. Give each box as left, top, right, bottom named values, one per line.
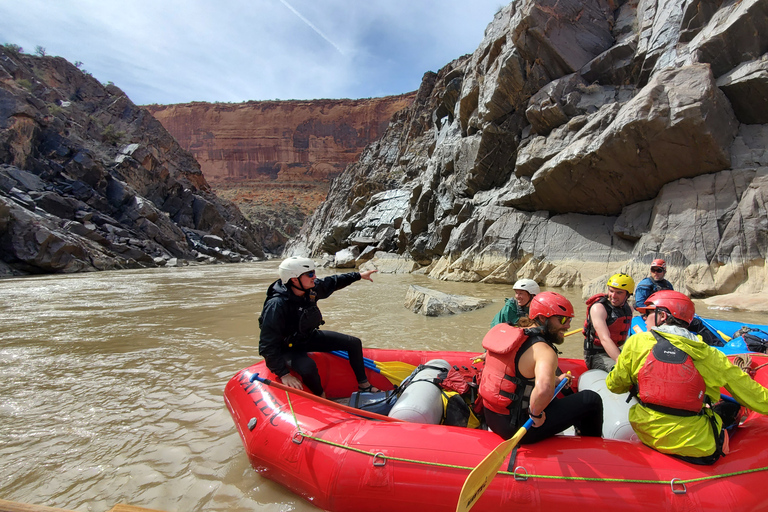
left=478, top=323, right=537, bottom=416
left=583, top=294, right=632, bottom=354
left=636, top=330, right=707, bottom=415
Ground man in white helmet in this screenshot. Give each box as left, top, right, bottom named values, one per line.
left=258, top=256, right=379, bottom=397
left=490, top=278, right=540, bottom=327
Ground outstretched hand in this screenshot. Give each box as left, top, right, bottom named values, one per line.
left=360, top=269, right=378, bottom=281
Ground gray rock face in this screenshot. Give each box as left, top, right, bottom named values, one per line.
left=287, top=0, right=768, bottom=300
left=0, top=48, right=267, bottom=275
left=404, top=285, right=492, bottom=317
left=717, top=55, right=768, bottom=125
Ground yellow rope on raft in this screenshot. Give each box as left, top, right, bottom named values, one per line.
left=294, top=428, right=768, bottom=486
left=283, top=388, right=768, bottom=487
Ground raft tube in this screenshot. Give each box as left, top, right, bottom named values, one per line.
left=225, top=349, right=768, bottom=512
left=578, top=369, right=638, bottom=441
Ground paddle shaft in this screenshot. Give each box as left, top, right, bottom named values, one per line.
left=695, top=315, right=732, bottom=342
left=330, top=350, right=416, bottom=384
left=456, top=376, right=570, bottom=512
left=330, top=350, right=379, bottom=371
left=248, top=372, right=402, bottom=423
left=331, top=350, right=416, bottom=370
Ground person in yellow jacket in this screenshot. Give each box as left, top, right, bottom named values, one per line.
left=606, top=290, right=768, bottom=465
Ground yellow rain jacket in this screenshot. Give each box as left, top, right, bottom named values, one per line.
left=606, top=326, right=768, bottom=458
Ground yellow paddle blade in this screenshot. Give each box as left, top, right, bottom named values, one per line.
left=456, top=426, right=527, bottom=512
left=376, top=361, right=417, bottom=371
left=378, top=366, right=416, bottom=385
left=373, top=360, right=418, bottom=385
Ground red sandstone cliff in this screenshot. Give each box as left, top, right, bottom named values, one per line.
left=145, top=94, right=415, bottom=184
left=144, top=94, right=415, bottom=250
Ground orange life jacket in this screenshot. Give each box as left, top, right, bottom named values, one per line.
left=583, top=294, right=632, bottom=354
left=479, top=323, right=542, bottom=416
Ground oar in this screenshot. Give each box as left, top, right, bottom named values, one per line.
left=248, top=372, right=403, bottom=423
left=695, top=315, right=732, bottom=343
left=565, top=328, right=581, bottom=337
left=330, top=351, right=416, bottom=385
left=456, top=376, right=570, bottom=512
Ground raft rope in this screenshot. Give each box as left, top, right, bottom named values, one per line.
left=280, top=389, right=768, bottom=488
left=733, top=354, right=752, bottom=373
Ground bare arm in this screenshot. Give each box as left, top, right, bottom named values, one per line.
left=590, top=303, right=621, bottom=360
left=521, top=343, right=559, bottom=427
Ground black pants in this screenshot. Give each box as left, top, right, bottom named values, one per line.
left=485, top=390, right=603, bottom=444
left=286, top=330, right=367, bottom=396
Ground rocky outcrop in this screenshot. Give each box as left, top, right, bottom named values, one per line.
left=145, top=96, right=415, bottom=183
left=404, top=285, right=492, bottom=316
left=289, top=0, right=768, bottom=301
left=0, top=47, right=266, bottom=276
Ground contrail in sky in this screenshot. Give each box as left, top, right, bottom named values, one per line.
left=278, top=0, right=346, bottom=55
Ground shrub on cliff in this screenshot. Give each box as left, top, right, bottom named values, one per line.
left=2, top=43, right=22, bottom=54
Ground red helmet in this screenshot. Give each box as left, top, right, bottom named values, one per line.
left=637, top=290, right=694, bottom=324
left=651, top=258, right=666, bottom=270
left=529, top=291, right=574, bottom=319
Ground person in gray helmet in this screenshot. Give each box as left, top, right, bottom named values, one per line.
left=258, top=256, right=379, bottom=397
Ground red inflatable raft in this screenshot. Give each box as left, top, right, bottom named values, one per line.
left=224, top=349, right=768, bottom=511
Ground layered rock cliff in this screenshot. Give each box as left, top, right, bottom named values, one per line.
left=289, top=0, right=768, bottom=300
left=145, top=96, right=414, bottom=245
left=146, top=96, right=415, bottom=183
left=0, top=47, right=267, bottom=276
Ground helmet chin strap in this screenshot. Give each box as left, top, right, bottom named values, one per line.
left=290, top=277, right=309, bottom=293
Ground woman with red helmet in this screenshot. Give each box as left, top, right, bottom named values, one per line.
left=479, top=291, right=604, bottom=443
left=606, top=290, right=768, bottom=464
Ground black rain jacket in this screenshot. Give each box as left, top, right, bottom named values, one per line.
left=258, top=272, right=360, bottom=377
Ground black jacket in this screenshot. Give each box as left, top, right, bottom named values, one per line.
left=258, top=272, right=361, bottom=377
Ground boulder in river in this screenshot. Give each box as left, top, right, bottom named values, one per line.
left=404, top=284, right=492, bottom=317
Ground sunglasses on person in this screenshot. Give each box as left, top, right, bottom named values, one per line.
left=555, top=315, right=570, bottom=325
left=650, top=267, right=665, bottom=273
left=301, top=270, right=315, bottom=278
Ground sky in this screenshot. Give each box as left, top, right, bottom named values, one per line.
left=0, top=0, right=506, bottom=105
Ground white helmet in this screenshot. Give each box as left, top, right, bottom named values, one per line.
left=278, top=256, right=316, bottom=282
left=513, top=278, right=540, bottom=295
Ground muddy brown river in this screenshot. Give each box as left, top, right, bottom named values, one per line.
left=1, top=262, right=766, bottom=511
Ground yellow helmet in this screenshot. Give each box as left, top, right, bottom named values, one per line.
left=606, top=273, right=634, bottom=293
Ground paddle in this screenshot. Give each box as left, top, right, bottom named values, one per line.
left=248, top=372, right=403, bottom=423
left=331, top=351, right=417, bottom=385
left=565, top=328, right=582, bottom=337
left=456, top=375, right=570, bottom=512
left=695, top=315, right=732, bottom=343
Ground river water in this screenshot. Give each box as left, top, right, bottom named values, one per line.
left=1, top=262, right=766, bottom=512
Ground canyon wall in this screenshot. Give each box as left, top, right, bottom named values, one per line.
left=0, top=47, right=266, bottom=276
left=288, top=0, right=768, bottom=305
left=145, top=96, right=415, bottom=183
left=145, top=95, right=415, bottom=248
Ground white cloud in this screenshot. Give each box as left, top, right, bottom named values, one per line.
left=0, top=0, right=505, bottom=104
